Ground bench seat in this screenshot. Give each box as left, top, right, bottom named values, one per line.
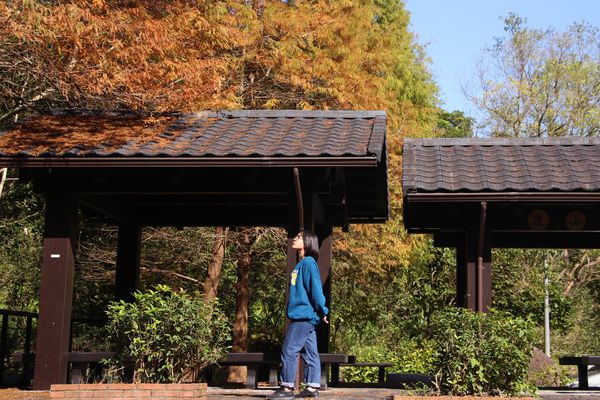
left=216, top=352, right=348, bottom=390
left=559, top=355, right=600, bottom=389
left=330, top=362, right=393, bottom=386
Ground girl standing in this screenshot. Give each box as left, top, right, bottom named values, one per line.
left=268, top=230, right=329, bottom=399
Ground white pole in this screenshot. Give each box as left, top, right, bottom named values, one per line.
left=544, top=257, right=551, bottom=357
left=0, top=168, right=7, bottom=198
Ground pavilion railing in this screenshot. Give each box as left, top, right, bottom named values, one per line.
left=0, top=310, right=112, bottom=387
left=0, top=309, right=37, bottom=387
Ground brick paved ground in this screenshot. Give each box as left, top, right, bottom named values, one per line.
left=2, top=387, right=600, bottom=400
left=0, top=389, right=49, bottom=400
left=208, top=386, right=409, bottom=399
left=207, top=388, right=600, bottom=400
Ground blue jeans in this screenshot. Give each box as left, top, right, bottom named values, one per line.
left=280, top=321, right=321, bottom=389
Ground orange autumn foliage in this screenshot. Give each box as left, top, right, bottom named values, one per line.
left=1, top=0, right=439, bottom=273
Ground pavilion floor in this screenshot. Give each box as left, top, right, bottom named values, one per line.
left=2, top=387, right=600, bottom=400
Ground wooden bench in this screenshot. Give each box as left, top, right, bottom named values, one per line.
left=215, top=352, right=280, bottom=389
left=13, top=351, right=114, bottom=384
left=215, top=352, right=349, bottom=390
left=559, top=355, right=600, bottom=389
left=67, top=352, right=114, bottom=383
left=330, top=361, right=393, bottom=387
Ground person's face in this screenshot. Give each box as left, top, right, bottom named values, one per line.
left=291, top=232, right=304, bottom=250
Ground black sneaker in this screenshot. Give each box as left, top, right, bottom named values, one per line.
left=267, top=387, right=295, bottom=399
left=298, top=388, right=319, bottom=398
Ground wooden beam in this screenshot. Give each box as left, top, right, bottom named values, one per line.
left=79, top=195, right=131, bottom=224
left=25, top=167, right=328, bottom=195
left=134, top=204, right=290, bottom=227
left=492, top=231, right=600, bottom=249
left=434, top=231, right=464, bottom=248
left=436, top=230, right=600, bottom=250
left=115, top=224, right=141, bottom=302
left=33, top=193, right=78, bottom=390
left=407, top=203, right=600, bottom=233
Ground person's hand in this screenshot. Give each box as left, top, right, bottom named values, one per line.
left=322, top=315, right=329, bottom=324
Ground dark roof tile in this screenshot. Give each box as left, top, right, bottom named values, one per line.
left=403, top=138, right=600, bottom=193
left=0, top=110, right=386, bottom=160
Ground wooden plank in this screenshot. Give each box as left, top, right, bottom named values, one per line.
left=221, top=352, right=347, bottom=364
left=222, top=352, right=280, bottom=363
left=559, top=356, right=584, bottom=365
left=318, top=354, right=348, bottom=363
left=338, top=363, right=392, bottom=367
left=585, top=355, right=600, bottom=365
left=67, top=352, right=114, bottom=363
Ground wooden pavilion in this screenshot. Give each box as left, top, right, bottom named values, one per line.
left=402, top=137, right=600, bottom=312
left=0, top=110, right=389, bottom=389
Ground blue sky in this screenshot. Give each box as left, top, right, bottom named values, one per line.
left=403, top=0, right=600, bottom=120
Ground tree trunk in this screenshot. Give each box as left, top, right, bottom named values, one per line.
left=203, top=227, right=227, bottom=303
left=228, top=228, right=253, bottom=384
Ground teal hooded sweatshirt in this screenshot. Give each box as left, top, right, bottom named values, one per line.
left=287, top=256, right=329, bottom=325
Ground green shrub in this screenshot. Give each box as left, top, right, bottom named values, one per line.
left=428, top=307, right=536, bottom=396
left=104, top=285, right=230, bottom=383
left=339, top=345, right=387, bottom=383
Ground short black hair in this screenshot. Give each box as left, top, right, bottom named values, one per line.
left=302, top=230, right=320, bottom=261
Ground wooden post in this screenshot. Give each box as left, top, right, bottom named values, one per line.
left=0, top=312, right=8, bottom=385
left=22, top=316, right=33, bottom=386
left=480, top=239, right=492, bottom=312
left=455, top=245, right=468, bottom=308
left=34, top=193, right=78, bottom=390
left=316, top=225, right=332, bottom=353
left=115, top=224, right=141, bottom=302
left=457, top=225, right=492, bottom=312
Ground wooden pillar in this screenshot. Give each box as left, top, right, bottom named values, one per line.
left=456, top=225, right=492, bottom=312
left=315, top=225, right=332, bottom=353
left=115, top=224, right=141, bottom=302
left=33, top=193, right=78, bottom=390
left=480, top=238, right=492, bottom=312
left=455, top=245, right=470, bottom=308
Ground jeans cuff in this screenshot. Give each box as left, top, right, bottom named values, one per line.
left=281, top=382, right=295, bottom=388
left=307, top=383, right=321, bottom=388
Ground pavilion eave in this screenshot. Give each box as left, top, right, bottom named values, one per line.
left=405, top=191, right=600, bottom=203
left=0, top=155, right=379, bottom=168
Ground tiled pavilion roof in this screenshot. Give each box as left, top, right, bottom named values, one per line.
left=403, top=137, right=600, bottom=193
left=0, top=110, right=386, bottom=166
left=0, top=109, right=389, bottom=226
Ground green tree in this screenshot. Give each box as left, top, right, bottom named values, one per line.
left=0, top=179, right=44, bottom=311
left=466, top=13, right=600, bottom=360
left=436, top=110, right=474, bottom=138
left=469, top=14, right=600, bottom=137
left=492, top=249, right=572, bottom=333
